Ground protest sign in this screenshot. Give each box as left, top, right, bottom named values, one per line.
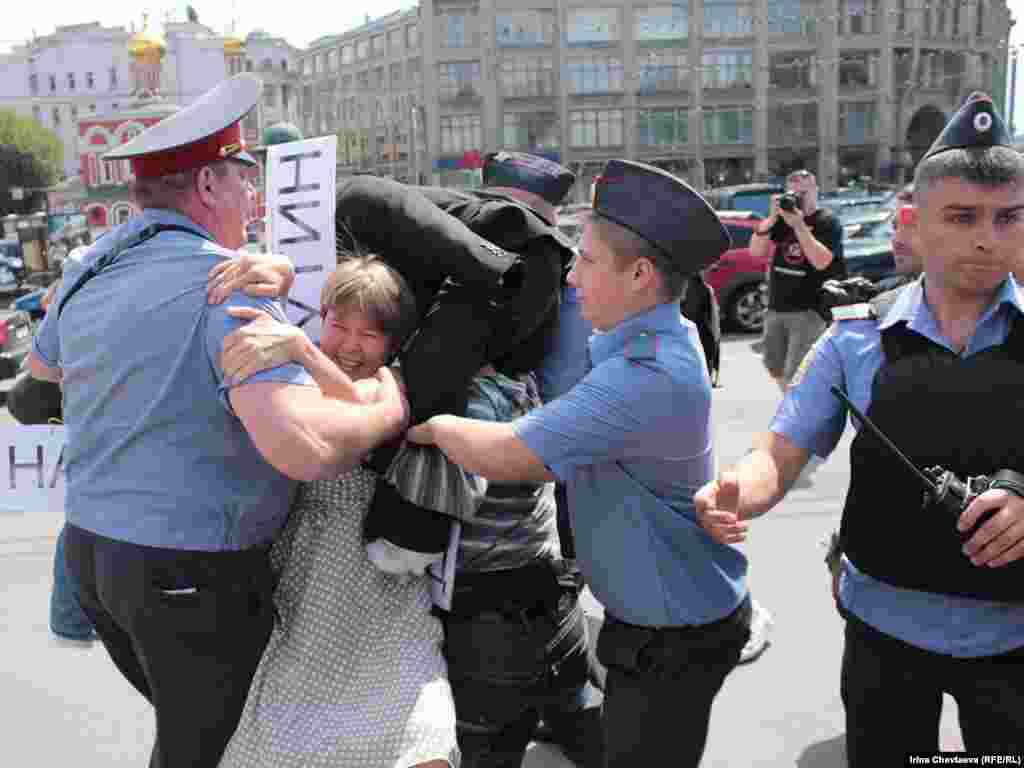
left=266, top=135, right=338, bottom=341
left=0, top=424, right=65, bottom=515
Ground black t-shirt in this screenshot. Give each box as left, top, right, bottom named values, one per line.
left=767, top=208, right=845, bottom=312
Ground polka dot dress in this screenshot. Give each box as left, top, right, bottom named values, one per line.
left=219, top=467, right=460, bottom=768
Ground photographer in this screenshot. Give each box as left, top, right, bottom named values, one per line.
left=750, top=169, right=844, bottom=391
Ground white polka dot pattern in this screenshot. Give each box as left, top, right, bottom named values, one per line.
left=218, top=467, right=460, bottom=768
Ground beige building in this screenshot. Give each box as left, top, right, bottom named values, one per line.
left=297, top=1, right=1013, bottom=198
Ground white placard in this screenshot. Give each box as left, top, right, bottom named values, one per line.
left=0, top=424, right=66, bottom=515
left=267, top=135, right=338, bottom=341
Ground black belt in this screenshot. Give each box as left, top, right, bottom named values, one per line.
left=606, top=594, right=753, bottom=637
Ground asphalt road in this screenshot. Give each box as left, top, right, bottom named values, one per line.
left=0, top=335, right=966, bottom=766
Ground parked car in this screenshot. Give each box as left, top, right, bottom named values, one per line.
left=704, top=213, right=772, bottom=333
left=841, top=210, right=897, bottom=282
left=703, top=184, right=784, bottom=219
left=0, top=308, right=34, bottom=379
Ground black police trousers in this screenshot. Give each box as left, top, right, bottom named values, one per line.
left=597, top=596, right=751, bottom=768
left=841, top=613, right=1024, bottom=765
left=64, top=524, right=275, bottom=768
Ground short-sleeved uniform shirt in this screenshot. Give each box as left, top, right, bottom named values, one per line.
left=771, top=277, right=1024, bottom=657
left=516, top=301, right=748, bottom=627
left=34, top=208, right=315, bottom=551
left=535, top=285, right=592, bottom=402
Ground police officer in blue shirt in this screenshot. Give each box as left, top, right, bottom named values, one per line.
left=408, top=159, right=749, bottom=767
left=697, top=93, right=1024, bottom=762
left=26, top=74, right=408, bottom=767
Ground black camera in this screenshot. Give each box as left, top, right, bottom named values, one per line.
left=778, top=192, right=804, bottom=213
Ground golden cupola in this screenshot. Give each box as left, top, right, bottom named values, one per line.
left=128, top=14, right=167, bottom=61
left=223, top=35, right=245, bottom=57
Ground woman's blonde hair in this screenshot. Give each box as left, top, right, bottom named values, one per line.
left=320, top=254, right=418, bottom=354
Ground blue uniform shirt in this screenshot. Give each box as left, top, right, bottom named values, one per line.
left=34, top=209, right=315, bottom=551
left=516, top=301, right=748, bottom=627
left=772, top=277, right=1024, bottom=657
left=535, top=285, right=592, bottom=402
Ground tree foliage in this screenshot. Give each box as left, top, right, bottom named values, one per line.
left=0, top=109, right=63, bottom=215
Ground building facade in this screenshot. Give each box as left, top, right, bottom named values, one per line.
left=0, top=18, right=301, bottom=182
left=296, top=0, right=1013, bottom=197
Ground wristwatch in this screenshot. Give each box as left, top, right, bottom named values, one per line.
left=989, top=469, right=1024, bottom=499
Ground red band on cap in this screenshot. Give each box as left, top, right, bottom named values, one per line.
left=129, top=122, right=247, bottom=179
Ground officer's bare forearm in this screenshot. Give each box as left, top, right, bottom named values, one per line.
left=232, top=383, right=406, bottom=481
left=420, top=416, right=554, bottom=484
left=732, top=431, right=811, bottom=519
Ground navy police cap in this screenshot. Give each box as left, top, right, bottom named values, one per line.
left=482, top=151, right=575, bottom=206
left=592, top=159, right=731, bottom=273
left=104, top=73, right=261, bottom=178
left=922, top=91, right=1013, bottom=162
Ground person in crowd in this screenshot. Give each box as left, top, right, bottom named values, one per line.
left=7, top=277, right=95, bottom=646
left=752, top=169, right=845, bottom=391
left=26, top=73, right=408, bottom=767
left=696, top=93, right=1024, bottom=763
left=406, top=159, right=749, bottom=768
left=214, top=255, right=458, bottom=768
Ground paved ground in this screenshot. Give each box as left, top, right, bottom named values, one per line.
left=0, top=335, right=966, bottom=766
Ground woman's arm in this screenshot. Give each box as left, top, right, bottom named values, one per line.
left=221, top=307, right=362, bottom=403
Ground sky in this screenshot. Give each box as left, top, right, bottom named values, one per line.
left=1, top=0, right=1023, bottom=131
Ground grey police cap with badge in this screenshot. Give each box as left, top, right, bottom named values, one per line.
left=921, top=91, right=1013, bottom=162
left=592, top=159, right=731, bottom=274
left=104, top=73, right=262, bottom=178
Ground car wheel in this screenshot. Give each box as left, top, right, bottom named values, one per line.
left=728, top=281, right=767, bottom=333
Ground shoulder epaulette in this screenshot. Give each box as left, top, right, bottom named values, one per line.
left=831, top=303, right=877, bottom=321
left=626, top=331, right=658, bottom=362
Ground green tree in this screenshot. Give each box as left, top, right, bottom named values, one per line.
left=0, top=109, right=64, bottom=215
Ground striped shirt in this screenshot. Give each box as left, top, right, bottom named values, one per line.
left=457, top=372, right=560, bottom=574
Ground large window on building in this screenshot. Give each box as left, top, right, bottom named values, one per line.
left=440, top=114, right=482, bottom=153
left=389, top=29, right=403, bottom=52
left=840, top=0, right=878, bottom=35
left=702, top=49, right=753, bottom=89
left=703, top=107, right=754, bottom=144
left=28, top=74, right=38, bottom=95
left=390, top=63, right=403, bottom=88
left=839, top=102, right=877, bottom=143
left=566, top=9, right=620, bottom=46
left=372, top=35, right=385, bottom=57
left=767, top=103, right=818, bottom=145
left=501, top=58, right=555, bottom=98
left=357, top=39, right=370, bottom=60
left=408, top=59, right=421, bottom=86
left=766, top=0, right=816, bottom=35
left=341, top=45, right=353, bottom=65
left=407, top=23, right=419, bottom=49
left=503, top=111, right=560, bottom=149
left=496, top=11, right=554, bottom=47
left=570, top=109, right=624, bottom=147
left=770, top=53, right=815, bottom=89
left=438, top=61, right=482, bottom=101
left=637, top=108, right=689, bottom=146
left=839, top=52, right=877, bottom=88
left=635, top=5, right=689, bottom=47
left=327, top=49, right=339, bottom=72
left=109, top=66, right=118, bottom=89
left=703, top=1, right=754, bottom=37
left=444, top=13, right=468, bottom=48
left=638, top=52, right=688, bottom=94
left=67, top=73, right=76, bottom=91
left=568, top=56, right=623, bottom=94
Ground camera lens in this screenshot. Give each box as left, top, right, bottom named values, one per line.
left=779, top=194, right=796, bottom=212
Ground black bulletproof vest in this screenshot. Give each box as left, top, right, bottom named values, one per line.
left=840, top=315, right=1024, bottom=601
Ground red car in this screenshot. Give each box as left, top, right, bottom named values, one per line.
left=704, top=213, right=772, bottom=333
